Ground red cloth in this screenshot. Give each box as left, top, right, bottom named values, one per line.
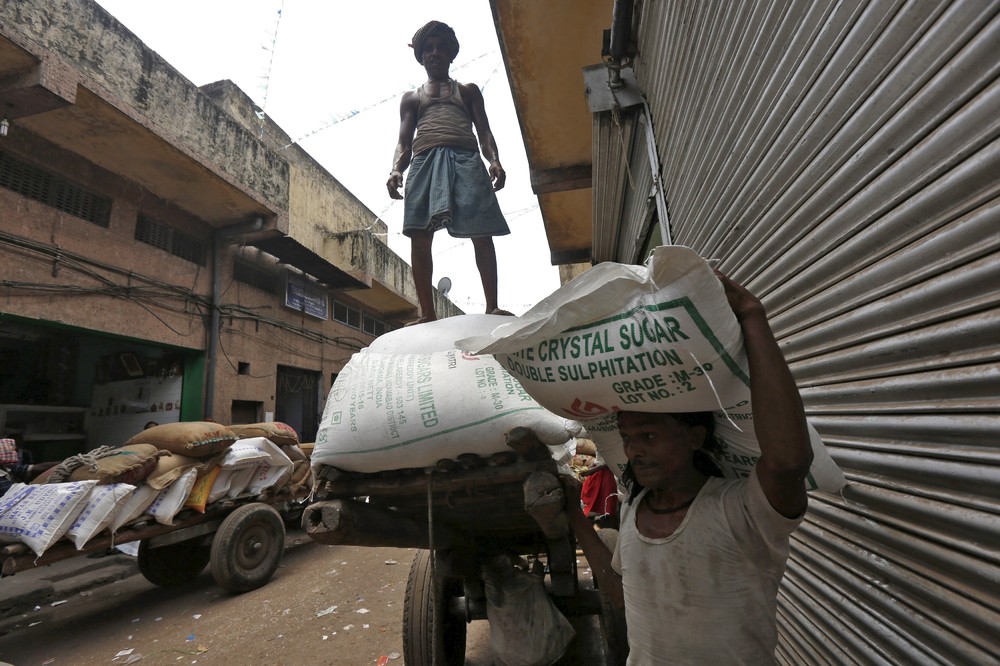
left=0, top=438, right=17, bottom=465
left=581, top=466, right=619, bottom=518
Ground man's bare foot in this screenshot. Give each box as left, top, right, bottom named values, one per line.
left=488, top=308, right=515, bottom=316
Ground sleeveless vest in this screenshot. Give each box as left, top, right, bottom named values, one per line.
left=411, top=81, right=480, bottom=156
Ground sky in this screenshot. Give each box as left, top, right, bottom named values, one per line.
left=93, top=0, right=561, bottom=316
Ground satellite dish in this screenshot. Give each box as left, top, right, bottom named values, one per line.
left=437, top=276, right=452, bottom=296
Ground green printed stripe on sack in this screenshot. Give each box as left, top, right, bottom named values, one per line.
left=321, top=406, right=552, bottom=456
left=556, top=297, right=750, bottom=387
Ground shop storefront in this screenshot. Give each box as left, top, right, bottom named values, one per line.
left=0, top=314, right=202, bottom=463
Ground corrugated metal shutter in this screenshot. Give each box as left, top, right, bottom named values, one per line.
left=608, top=0, right=1000, bottom=662
left=593, top=110, right=656, bottom=265
left=590, top=68, right=662, bottom=265
left=592, top=109, right=638, bottom=261
left=617, top=113, right=656, bottom=264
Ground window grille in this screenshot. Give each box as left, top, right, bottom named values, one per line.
left=234, top=260, right=277, bottom=293
left=333, top=299, right=384, bottom=334
left=333, top=301, right=352, bottom=325
left=363, top=314, right=385, bottom=336
left=135, top=214, right=207, bottom=266
left=0, top=151, right=111, bottom=227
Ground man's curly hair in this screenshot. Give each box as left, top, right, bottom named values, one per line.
left=620, top=411, right=724, bottom=505
left=409, top=20, right=460, bottom=64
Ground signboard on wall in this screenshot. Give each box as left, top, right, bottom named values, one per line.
left=285, top=273, right=328, bottom=320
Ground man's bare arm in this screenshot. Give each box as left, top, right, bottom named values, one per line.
left=461, top=82, right=506, bottom=191
left=561, top=475, right=624, bottom=609
left=718, top=272, right=813, bottom=518
left=387, top=92, right=419, bottom=199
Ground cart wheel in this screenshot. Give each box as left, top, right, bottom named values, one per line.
left=403, top=549, right=467, bottom=666
left=210, top=503, right=285, bottom=594
left=596, top=528, right=629, bottom=666
left=137, top=537, right=211, bottom=587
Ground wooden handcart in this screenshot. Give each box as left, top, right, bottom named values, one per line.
left=304, top=427, right=628, bottom=666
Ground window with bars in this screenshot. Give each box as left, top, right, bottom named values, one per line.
left=363, top=314, right=385, bottom=336
left=135, top=214, right=207, bottom=266
left=234, top=260, right=278, bottom=293
left=0, top=151, right=111, bottom=227
left=333, top=300, right=383, bottom=334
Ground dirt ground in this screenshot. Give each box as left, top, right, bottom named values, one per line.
left=0, top=538, right=410, bottom=665
left=0, top=531, right=604, bottom=665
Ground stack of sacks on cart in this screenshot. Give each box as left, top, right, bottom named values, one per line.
left=311, top=314, right=583, bottom=476
left=457, top=246, right=847, bottom=494
left=0, top=421, right=310, bottom=558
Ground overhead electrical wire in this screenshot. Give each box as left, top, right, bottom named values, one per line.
left=0, top=232, right=367, bottom=353
left=278, top=50, right=499, bottom=150
left=246, top=11, right=539, bottom=314
left=4, top=11, right=534, bottom=344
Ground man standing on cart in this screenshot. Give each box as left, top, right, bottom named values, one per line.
left=386, top=20, right=513, bottom=324
left=564, top=272, right=814, bottom=664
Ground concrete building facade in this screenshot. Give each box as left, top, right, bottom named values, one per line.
left=0, top=0, right=459, bottom=457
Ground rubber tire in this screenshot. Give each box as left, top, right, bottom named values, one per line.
left=137, top=537, right=211, bottom=587
left=209, top=503, right=285, bottom=594
left=596, top=528, right=629, bottom=666
left=402, top=549, right=467, bottom=666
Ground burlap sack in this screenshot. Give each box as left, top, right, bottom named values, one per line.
left=125, top=422, right=236, bottom=458
left=67, top=444, right=165, bottom=485
left=229, top=422, right=299, bottom=447
left=145, top=452, right=206, bottom=491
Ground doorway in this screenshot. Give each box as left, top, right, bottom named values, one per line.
left=231, top=400, right=262, bottom=425
left=275, top=365, right=321, bottom=443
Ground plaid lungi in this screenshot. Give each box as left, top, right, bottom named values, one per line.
left=402, top=147, right=510, bottom=238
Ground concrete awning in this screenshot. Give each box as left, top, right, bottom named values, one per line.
left=491, top=0, right=616, bottom=265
